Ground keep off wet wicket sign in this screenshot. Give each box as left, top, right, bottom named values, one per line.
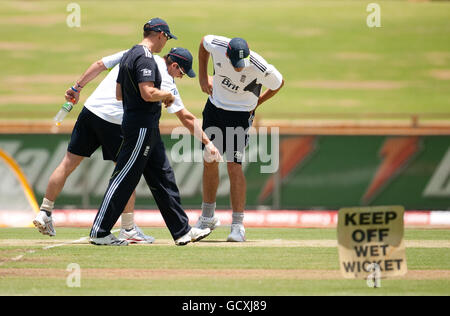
left=338, top=206, right=408, bottom=279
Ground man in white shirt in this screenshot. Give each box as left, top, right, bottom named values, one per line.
left=34, top=40, right=220, bottom=245
left=197, top=35, right=284, bottom=242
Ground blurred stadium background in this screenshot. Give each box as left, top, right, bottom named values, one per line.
left=1, top=0, right=449, bottom=227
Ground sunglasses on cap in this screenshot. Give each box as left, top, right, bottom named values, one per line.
left=162, top=32, right=170, bottom=40
left=175, top=63, right=185, bottom=76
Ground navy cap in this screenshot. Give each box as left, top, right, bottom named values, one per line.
left=168, top=47, right=196, bottom=78
left=227, top=37, right=250, bottom=68
left=144, top=17, right=177, bottom=40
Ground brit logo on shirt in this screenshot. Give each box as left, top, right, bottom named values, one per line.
left=141, top=69, right=152, bottom=76
left=220, top=75, right=240, bottom=92
left=240, top=75, right=246, bottom=83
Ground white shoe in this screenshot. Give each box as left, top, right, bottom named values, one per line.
left=195, top=216, right=221, bottom=230
left=227, top=224, right=246, bottom=242
left=90, top=234, right=129, bottom=246
left=118, top=225, right=155, bottom=244
left=175, top=227, right=211, bottom=246
left=33, top=211, right=56, bottom=237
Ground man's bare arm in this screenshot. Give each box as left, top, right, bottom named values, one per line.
left=255, top=79, right=285, bottom=109
left=175, top=108, right=221, bottom=161
left=198, top=37, right=213, bottom=95
left=138, top=81, right=175, bottom=106
left=116, top=83, right=122, bottom=101
left=65, top=59, right=108, bottom=104
left=175, top=108, right=210, bottom=145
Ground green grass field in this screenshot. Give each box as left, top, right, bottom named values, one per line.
left=0, top=0, right=449, bottom=121
left=0, top=227, right=449, bottom=296
left=1, top=0, right=449, bottom=298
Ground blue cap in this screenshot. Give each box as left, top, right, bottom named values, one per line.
left=227, top=37, right=250, bottom=68
left=168, top=47, right=196, bottom=78
left=144, top=18, right=177, bottom=40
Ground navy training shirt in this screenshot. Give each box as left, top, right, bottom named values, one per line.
left=117, top=44, right=162, bottom=127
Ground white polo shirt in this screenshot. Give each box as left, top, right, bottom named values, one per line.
left=203, top=35, right=283, bottom=112
left=84, top=50, right=185, bottom=125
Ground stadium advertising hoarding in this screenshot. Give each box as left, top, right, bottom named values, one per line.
left=0, top=133, right=449, bottom=210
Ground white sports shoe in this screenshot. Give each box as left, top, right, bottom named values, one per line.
left=33, top=211, right=56, bottom=237
left=195, top=216, right=221, bottom=230
left=175, top=227, right=211, bottom=246
left=118, top=225, right=155, bottom=244
left=90, top=234, right=129, bottom=246
left=227, top=224, right=246, bottom=242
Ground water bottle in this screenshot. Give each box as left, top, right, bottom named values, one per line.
left=54, top=99, right=74, bottom=126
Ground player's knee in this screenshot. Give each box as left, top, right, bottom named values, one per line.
left=203, top=159, right=219, bottom=170
left=227, top=162, right=243, bottom=176
left=61, top=152, right=84, bottom=172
